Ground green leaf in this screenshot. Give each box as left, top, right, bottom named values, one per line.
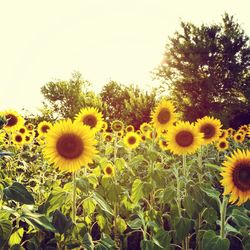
left=0, top=219, right=12, bottom=240
left=3, top=182, right=35, bottom=204
left=202, top=230, right=230, bottom=250
left=231, top=209, right=250, bottom=227
left=203, top=208, right=218, bottom=224
left=92, top=192, right=113, bottom=216
left=131, top=179, right=144, bottom=204
left=115, top=158, right=126, bottom=172
left=52, top=210, right=72, bottom=234
left=129, top=155, right=145, bottom=167
left=154, top=229, right=171, bottom=250
left=116, top=216, right=127, bottom=234
left=174, top=217, right=193, bottom=242
left=183, top=195, right=198, bottom=218
left=8, top=228, right=24, bottom=247
left=76, top=177, right=90, bottom=192
left=22, top=212, right=56, bottom=232
left=82, top=233, right=94, bottom=250
left=201, top=187, right=221, bottom=207
left=127, top=218, right=142, bottom=229
left=160, top=187, right=175, bottom=203
left=140, top=240, right=155, bottom=250
left=83, top=197, right=96, bottom=215
left=94, top=233, right=116, bottom=250
left=96, top=215, right=106, bottom=230
left=10, top=245, right=25, bottom=250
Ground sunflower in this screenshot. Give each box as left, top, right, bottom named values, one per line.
left=196, top=116, right=222, bottom=144
left=75, top=107, right=103, bottom=132
left=219, top=129, right=228, bottom=140
left=12, top=133, right=24, bottom=146
left=103, top=132, right=113, bottom=142
left=159, top=138, right=168, bottom=151
left=1, top=110, right=24, bottom=132
left=220, top=149, right=250, bottom=206
left=37, top=121, right=52, bottom=136
left=239, top=125, right=248, bottom=132
left=103, top=163, right=115, bottom=176
left=19, top=126, right=27, bottom=135
left=151, top=99, right=177, bottom=131
left=43, top=119, right=97, bottom=172
left=123, top=132, right=141, bottom=149
left=146, top=129, right=159, bottom=141
left=117, top=130, right=124, bottom=138
left=216, top=139, right=229, bottom=152
left=26, top=123, right=34, bottom=131
left=234, top=133, right=245, bottom=143
left=141, top=134, right=146, bottom=142
left=101, top=121, right=108, bottom=132
left=140, top=122, right=152, bottom=135
left=227, top=128, right=234, bottom=136
left=126, top=125, right=134, bottom=133
left=111, top=120, right=124, bottom=132
left=166, top=121, right=203, bottom=155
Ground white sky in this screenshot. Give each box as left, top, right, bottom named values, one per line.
left=0, top=0, right=250, bottom=114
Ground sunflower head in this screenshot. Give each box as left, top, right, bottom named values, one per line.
left=219, top=129, right=228, bottom=140
left=103, top=132, right=113, bottom=142
left=43, top=119, right=97, bottom=172
left=159, top=138, right=168, bottom=151
left=220, top=149, right=250, bottom=206
left=117, top=130, right=124, bottom=138
left=111, top=120, right=124, bottom=132
left=216, top=139, right=229, bottom=152
left=1, top=110, right=24, bottom=132
left=140, top=122, right=152, bottom=135
left=234, top=133, right=245, bottom=143
left=101, top=121, right=108, bottom=132
left=13, top=133, right=24, bottom=145
left=196, top=116, right=222, bottom=144
left=26, top=123, right=34, bottom=131
left=166, top=121, right=203, bottom=155
left=37, top=121, right=52, bottom=136
left=239, top=125, right=248, bottom=132
left=146, top=129, right=158, bottom=141
left=103, top=163, right=115, bottom=176
left=126, top=125, right=134, bottom=133
left=123, top=132, right=141, bottom=149
left=151, top=99, right=177, bottom=130
left=75, top=107, right=104, bottom=132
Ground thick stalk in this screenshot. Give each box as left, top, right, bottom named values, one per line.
left=72, top=171, right=77, bottom=224
left=182, top=154, right=187, bottom=180
left=197, top=147, right=203, bottom=183
left=220, top=196, right=228, bottom=239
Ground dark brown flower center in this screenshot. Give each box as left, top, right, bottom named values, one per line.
left=113, top=123, right=122, bottom=131
left=162, top=140, right=168, bottom=147
left=83, top=115, right=97, bottom=128
left=105, top=135, right=112, bottom=142
left=232, top=161, right=250, bottom=192
left=25, top=136, right=30, bottom=142
left=105, top=166, right=113, bottom=175
left=200, top=124, right=215, bottom=139
left=6, top=114, right=18, bottom=127
left=27, top=124, right=33, bottom=130
left=236, top=135, right=242, bottom=140
left=41, top=125, right=50, bottom=133
left=127, top=126, right=133, bottom=132
left=19, top=128, right=26, bottom=134
left=175, top=131, right=194, bottom=147
left=157, top=108, right=170, bottom=124
left=15, top=135, right=22, bottom=142
left=56, top=133, right=84, bottom=159
left=219, top=142, right=226, bottom=148
left=128, top=136, right=136, bottom=145
left=219, top=131, right=225, bottom=138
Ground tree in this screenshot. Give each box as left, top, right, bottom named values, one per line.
left=100, top=81, right=157, bottom=129
left=154, top=13, right=250, bottom=127
left=40, top=72, right=107, bottom=121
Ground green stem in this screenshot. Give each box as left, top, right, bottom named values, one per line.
left=72, top=171, right=77, bottom=224
left=182, top=154, right=187, bottom=180
left=197, top=147, right=203, bottom=183
left=220, top=196, right=228, bottom=239
left=175, top=169, right=182, bottom=217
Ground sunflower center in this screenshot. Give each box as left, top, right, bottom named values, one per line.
left=6, top=114, right=18, bottom=127
left=128, top=136, right=136, bottom=145
left=219, top=142, right=226, bottom=148
left=105, top=166, right=113, bottom=175
left=56, top=133, right=84, bottom=159
left=175, top=131, right=194, bottom=147
left=15, top=135, right=22, bottom=142
left=157, top=108, right=170, bottom=124
left=236, top=135, right=241, bottom=140
left=200, top=124, right=215, bottom=139
left=233, top=162, right=250, bottom=192
left=19, top=128, right=25, bottom=134
left=162, top=140, right=168, bottom=146
left=41, top=125, right=50, bottom=133
left=105, top=135, right=112, bottom=142
left=83, top=115, right=97, bottom=128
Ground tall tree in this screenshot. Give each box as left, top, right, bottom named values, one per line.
left=155, top=13, right=250, bottom=127
left=40, top=72, right=107, bottom=121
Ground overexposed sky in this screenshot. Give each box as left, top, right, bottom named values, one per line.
left=0, top=0, right=250, bottom=113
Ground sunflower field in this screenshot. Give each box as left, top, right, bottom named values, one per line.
left=0, top=101, right=249, bottom=250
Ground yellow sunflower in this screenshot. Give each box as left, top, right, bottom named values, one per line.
left=43, top=119, right=97, bottom=172
left=140, top=122, right=151, bottom=135
left=196, top=116, right=222, bottom=144
left=166, top=121, right=203, bottom=155
left=227, top=128, right=234, bottom=137
left=216, top=139, right=229, bottom=152
left=1, top=110, right=24, bottom=132
left=159, top=138, right=168, bottom=151
left=103, top=132, right=113, bottom=142
left=146, top=129, right=159, bottom=141
left=26, top=123, right=34, bottom=131
left=111, top=120, right=124, bottom=132
left=220, top=149, right=250, bottom=206
left=101, top=121, right=108, bottom=132
left=233, top=133, right=245, bottom=143
left=37, top=121, right=52, bottom=136
left=12, top=133, right=25, bottom=146
left=219, top=129, right=228, bottom=140
left=239, top=125, right=248, bottom=132
left=75, top=107, right=104, bottom=132
left=18, top=126, right=27, bottom=135
left=103, top=163, right=115, bottom=176
left=151, top=99, right=177, bottom=131
left=123, top=132, right=141, bottom=149
left=125, top=125, right=134, bottom=133
left=117, top=130, right=124, bottom=138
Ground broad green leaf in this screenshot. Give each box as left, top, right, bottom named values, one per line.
left=129, top=155, right=145, bottom=168
left=115, top=158, right=126, bottom=172
left=131, top=179, right=144, bottom=204
left=82, top=233, right=94, bottom=250
left=52, top=210, right=72, bottom=234
left=22, top=212, right=56, bottom=232
left=92, top=192, right=113, bottom=216
left=202, top=230, right=230, bottom=250
left=203, top=208, right=218, bottom=224
left=83, top=197, right=96, bottom=214
left=174, top=217, right=193, bottom=242
left=0, top=219, right=12, bottom=240
left=96, top=215, right=106, bottom=230
left=116, top=216, right=127, bottom=234
left=4, top=182, right=35, bottom=204
left=160, top=187, right=176, bottom=203
left=140, top=240, right=156, bottom=250
left=76, top=177, right=90, bottom=192
left=127, top=218, right=142, bottom=229
left=201, top=187, right=221, bottom=207
left=231, top=209, right=250, bottom=227
left=8, top=228, right=24, bottom=247
left=94, top=233, right=116, bottom=250
left=183, top=196, right=198, bottom=218
left=153, top=229, right=171, bottom=250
